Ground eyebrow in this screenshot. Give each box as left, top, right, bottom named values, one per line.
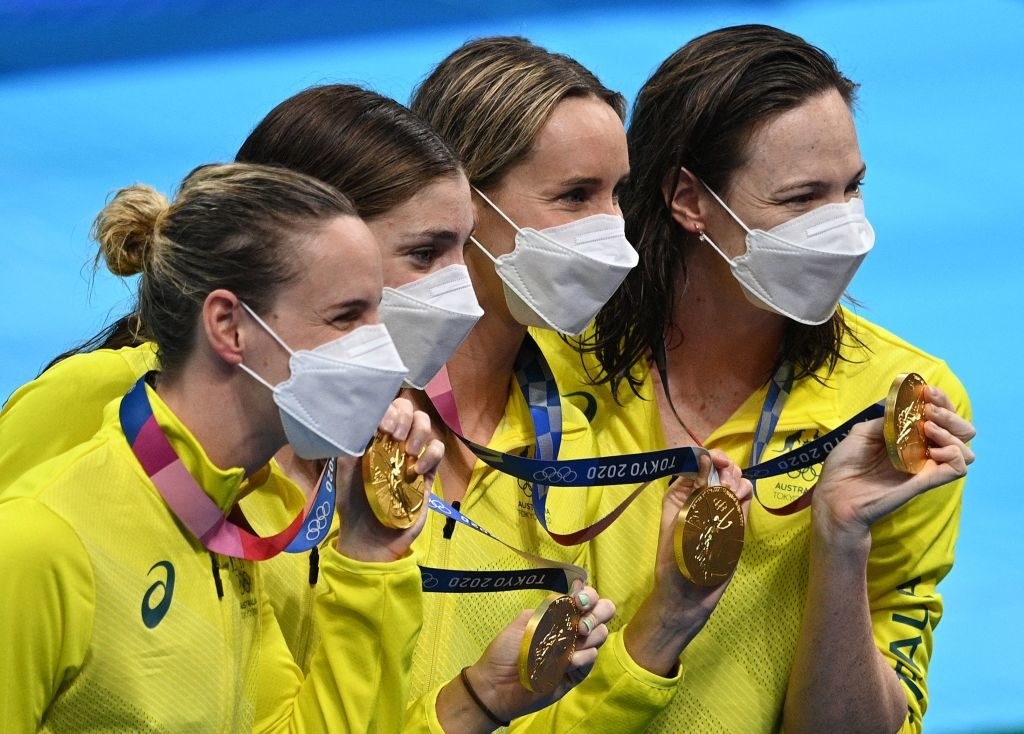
left=557, top=172, right=631, bottom=188
left=774, top=164, right=867, bottom=194
left=557, top=176, right=603, bottom=188
left=325, top=297, right=373, bottom=314
left=405, top=227, right=463, bottom=243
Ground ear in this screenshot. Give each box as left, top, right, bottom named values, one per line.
left=202, top=289, right=245, bottom=367
left=664, top=167, right=707, bottom=235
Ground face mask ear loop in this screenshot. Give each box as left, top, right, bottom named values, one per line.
left=237, top=362, right=277, bottom=392
left=469, top=235, right=500, bottom=265
left=696, top=228, right=737, bottom=265
left=471, top=186, right=523, bottom=234
left=237, top=301, right=295, bottom=389
left=240, top=301, right=295, bottom=357
left=679, top=167, right=753, bottom=234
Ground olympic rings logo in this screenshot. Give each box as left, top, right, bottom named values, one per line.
left=532, top=466, right=577, bottom=483
left=304, top=500, right=332, bottom=541
left=427, top=495, right=454, bottom=517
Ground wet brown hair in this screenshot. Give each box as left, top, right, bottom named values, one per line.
left=590, top=24, right=862, bottom=396
left=236, top=83, right=463, bottom=220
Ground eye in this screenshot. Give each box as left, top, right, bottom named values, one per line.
left=783, top=192, right=816, bottom=206
left=847, top=178, right=866, bottom=197
left=329, top=308, right=363, bottom=329
left=559, top=187, right=587, bottom=205
left=408, top=245, right=439, bottom=269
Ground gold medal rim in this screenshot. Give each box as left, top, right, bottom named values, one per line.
left=883, top=372, right=928, bottom=474
left=361, top=431, right=425, bottom=530
left=673, top=485, right=745, bottom=587
left=517, top=592, right=579, bottom=692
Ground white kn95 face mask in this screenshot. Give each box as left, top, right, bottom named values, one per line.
left=700, top=183, right=875, bottom=325
left=379, top=264, right=483, bottom=389
left=238, top=303, right=407, bottom=459
left=471, top=187, right=638, bottom=336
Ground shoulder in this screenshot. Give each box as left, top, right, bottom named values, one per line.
left=5, top=401, right=135, bottom=505
left=836, top=310, right=969, bottom=414
left=0, top=496, right=94, bottom=588
left=3, top=343, right=158, bottom=416
left=46, top=342, right=158, bottom=386
left=0, top=345, right=157, bottom=490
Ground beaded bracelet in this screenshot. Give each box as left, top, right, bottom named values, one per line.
left=459, top=666, right=511, bottom=728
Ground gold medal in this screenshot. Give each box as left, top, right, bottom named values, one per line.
left=361, top=431, right=425, bottom=529
left=673, top=484, right=745, bottom=586
left=884, top=372, right=929, bottom=474
left=518, top=593, right=579, bottom=692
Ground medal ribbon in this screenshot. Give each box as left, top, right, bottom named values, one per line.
left=514, top=338, right=672, bottom=544
left=284, top=457, right=336, bottom=553
left=656, top=341, right=891, bottom=515
left=424, top=339, right=714, bottom=547
left=427, top=356, right=710, bottom=485
left=742, top=362, right=810, bottom=515
left=416, top=351, right=589, bottom=591
left=736, top=362, right=887, bottom=515
left=419, top=493, right=585, bottom=593
left=120, top=375, right=334, bottom=559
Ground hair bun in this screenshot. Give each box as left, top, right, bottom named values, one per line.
left=92, top=183, right=170, bottom=276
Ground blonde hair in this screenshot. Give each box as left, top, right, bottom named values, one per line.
left=92, top=162, right=356, bottom=375
left=410, top=36, right=625, bottom=191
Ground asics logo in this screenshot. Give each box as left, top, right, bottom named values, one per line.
left=141, top=561, right=175, bottom=629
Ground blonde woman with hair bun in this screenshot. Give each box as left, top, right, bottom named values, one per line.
left=0, top=162, right=444, bottom=732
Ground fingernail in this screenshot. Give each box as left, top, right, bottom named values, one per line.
left=576, top=591, right=591, bottom=609
left=580, top=615, right=594, bottom=635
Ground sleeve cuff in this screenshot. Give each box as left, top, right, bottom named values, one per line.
left=610, top=624, right=683, bottom=690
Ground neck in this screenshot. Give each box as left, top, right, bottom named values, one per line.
left=155, top=364, right=281, bottom=478
left=659, top=248, right=787, bottom=439
left=422, top=309, right=527, bottom=505
left=273, top=445, right=323, bottom=493
left=445, top=309, right=527, bottom=444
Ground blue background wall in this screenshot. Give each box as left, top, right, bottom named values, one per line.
left=1, top=1, right=1019, bottom=730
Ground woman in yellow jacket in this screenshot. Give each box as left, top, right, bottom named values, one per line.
left=0, top=162, right=444, bottom=731
left=548, top=24, right=977, bottom=734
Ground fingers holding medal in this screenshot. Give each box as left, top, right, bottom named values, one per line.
left=674, top=484, right=745, bottom=586
left=518, top=592, right=580, bottom=692
left=362, top=430, right=425, bottom=529
left=883, top=372, right=929, bottom=474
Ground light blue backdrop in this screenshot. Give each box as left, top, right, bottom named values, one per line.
left=1, top=1, right=1018, bottom=731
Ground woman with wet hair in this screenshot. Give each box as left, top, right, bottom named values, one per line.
left=564, top=24, right=975, bottom=733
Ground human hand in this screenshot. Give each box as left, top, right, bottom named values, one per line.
left=623, top=449, right=752, bottom=674
left=335, top=396, right=444, bottom=562
left=656, top=450, right=751, bottom=605
left=440, top=585, right=614, bottom=731
left=812, top=384, right=974, bottom=549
